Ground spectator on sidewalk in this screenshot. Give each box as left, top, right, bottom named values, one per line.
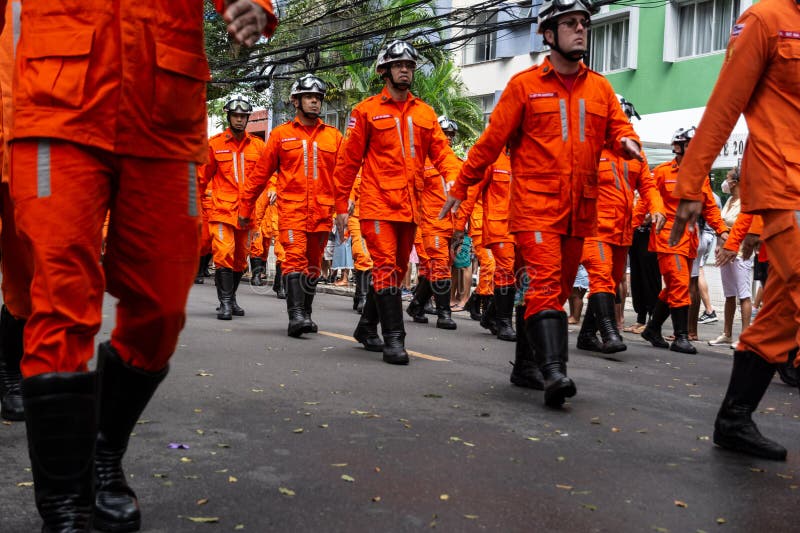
left=626, top=201, right=662, bottom=334
left=568, top=264, right=589, bottom=325
left=691, top=191, right=722, bottom=336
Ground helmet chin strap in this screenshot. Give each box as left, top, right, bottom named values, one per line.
left=550, top=32, right=585, bottom=62
left=295, top=100, right=319, bottom=121
left=228, top=112, right=249, bottom=133
left=384, top=71, right=411, bottom=91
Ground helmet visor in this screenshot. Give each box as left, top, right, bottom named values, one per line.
left=227, top=99, right=253, bottom=113
left=385, top=41, right=419, bottom=62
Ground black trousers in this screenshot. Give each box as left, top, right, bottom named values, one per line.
left=628, top=227, right=661, bottom=324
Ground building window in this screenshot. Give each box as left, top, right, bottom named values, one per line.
left=462, top=12, right=497, bottom=64
left=590, top=18, right=629, bottom=72
left=664, top=0, right=748, bottom=61
left=472, top=94, right=495, bottom=128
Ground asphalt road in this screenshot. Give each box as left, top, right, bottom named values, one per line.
left=1, top=281, right=798, bottom=532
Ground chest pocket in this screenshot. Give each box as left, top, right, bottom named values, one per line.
left=776, top=40, right=800, bottom=95
left=582, top=100, right=607, bottom=141
left=213, top=152, right=234, bottom=177
left=153, top=41, right=210, bottom=131
left=411, top=116, right=434, bottom=159
left=279, top=140, right=307, bottom=197
left=525, top=98, right=562, bottom=139
left=21, top=29, right=94, bottom=109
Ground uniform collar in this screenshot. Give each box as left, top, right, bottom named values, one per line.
left=379, top=86, right=416, bottom=106
left=224, top=128, right=250, bottom=145
left=539, top=56, right=587, bottom=79
left=292, top=116, right=323, bottom=129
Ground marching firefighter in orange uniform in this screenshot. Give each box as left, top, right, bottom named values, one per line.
left=349, top=174, right=374, bottom=313
left=241, top=74, right=342, bottom=337
left=248, top=174, right=287, bottom=298
left=672, top=0, right=800, bottom=462
left=577, top=97, right=665, bottom=354
left=640, top=127, right=727, bottom=354
left=0, top=0, right=29, bottom=422
left=456, top=148, right=517, bottom=342
left=442, top=0, right=641, bottom=407
left=334, top=39, right=462, bottom=365
left=406, top=115, right=462, bottom=330
left=199, top=95, right=266, bottom=320
left=195, top=179, right=214, bottom=284
left=9, top=1, right=276, bottom=530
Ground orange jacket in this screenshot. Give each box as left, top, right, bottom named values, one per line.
left=724, top=213, right=763, bottom=253
left=0, top=1, right=16, bottom=184
left=457, top=151, right=514, bottom=245
left=10, top=1, right=276, bottom=163
left=242, top=117, right=342, bottom=233
left=349, top=174, right=363, bottom=219
left=333, top=87, right=462, bottom=222
left=588, top=149, right=664, bottom=246
left=450, top=57, right=639, bottom=237
left=418, top=157, right=460, bottom=236
left=674, top=0, right=800, bottom=213
left=199, top=129, right=266, bottom=227
left=650, top=160, right=727, bottom=257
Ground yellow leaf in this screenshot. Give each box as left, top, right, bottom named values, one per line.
left=305, top=401, right=320, bottom=405
left=153, top=473, right=168, bottom=478
left=556, top=484, right=573, bottom=490
left=217, top=443, right=230, bottom=448
left=372, top=496, right=381, bottom=502
left=674, top=500, right=687, bottom=508
left=228, top=476, right=238, bottom=483
left=341, top=475, right=355, bottom=483
left=331, top=463, right=348, bottom=467
left=611, top=427, right=621, bottom=433
left=750, top=467, right=765, bottom=473
left=777, top=473, right=793, bottom=479
left=293, top=428, right=304, bottom=434
left=449, top=436, right=462, bottom=442
left=557, top=456, right=565, bottom=462
left=464, top=514, right=478, bottom=520
left=196, top=429, right=205, bottom=435
left=194, top=408, right=203, bottom=413
left=463, top=442, right=475, bottom=447
left=526, top=437, right=540, bottom=442
left=182, top=516, right=219, bottom=523
left=319, top=424, right=329, bottom=428
left=180, top=457, right=192, bottom=463
left=196, top=371, right=213, bottom=377
left=582, top=504, right=597, bottom=511
left=716, top=518, right=727, bottom=524
left=196, top=498, right=208, bottom=505
left=251, top=388, right=264, bottom=393
left=278, top=487, right=295, bottom=497
left=234, top=525, right=245, bottom=530
left=440, top=494, right=450, bottom=501
left=16, top=481, right=33, bottom=487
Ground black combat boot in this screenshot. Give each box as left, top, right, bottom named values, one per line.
left=406, top=275, right=432, bottom=324
left=23, top=372, right=97, bottom=532
left=432, top=279, right=457, bottom=330
left=93, top=343, right=168, bottom=532
left=576, top=302, right=603, bottom=352
left=285, top=273, right=312, bottom=338
left=302, top=275, right=319, bottom=334
left=376, top=287, right=410, bottom=365
left=641, top=299, right=670, bottom=349
left=353, top=269, right=364, bottom=312
left=194, top=255, right=206, bottom=285
left=250, top=258, right=266, bottom=287
left=353, top=287, right=384, bottom=352
left=201, top=253, right=212, bottom=277
left=669, top=305, right=696, bottom=354
left=714, top=350, right=787, bottom=461
left=510, top=305, right=544, bottom=390
left=493, top=286, right=516, bottom=341
left=592, top=292, right=626, bottom=353
left=230, top=271, right=245, bottom=317
left=273, top=262, right=286, bottom=299
left=466, top=292, right=483, bottom=321
left=528, top=310, right=576, bottom=408
left=215, top=268, right=234, bottom=321
left=480, top=296, right=498, bottom=335
left=0, top=305, right=25, bottom=421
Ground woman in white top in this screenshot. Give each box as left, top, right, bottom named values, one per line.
left=708, top=168, right=753, bottom=347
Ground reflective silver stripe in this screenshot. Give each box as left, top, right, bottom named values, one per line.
left=312, top=141, right=318, bottom=181
left=407, top=117, right=415, bottom=159
left=231, top=151, right=239, bottom=184
left=188, top=164, right=198, bottom=217
left=610, top=162, right=620, bottom=190
left=302, top=140, right=309, bottom=178
left=623, top=162, right=630, bottom=188
left=288, top=229, right=294, bottom=243
left=579, top=99, right=586, bottom=143
left=239, top=153, right=246, bottom=185
left=675, top=254, right=681, bottom=271
left=394, top=118, right=405, bottom=159
left=440, top=176, right=448, bottom=196
left=12, top=1, right=20, bottom=54
left=487, top=248, right=493, bottom=259
left=435, top=235, right=439, bottom=249
left=597, top=241, right=606, bottom=262
left=796, top=210, right=800, bottom=229
left=37, top=140, right=51, bottom=198
left=374, top=220, right=380, bottom=234
left=559, top=99, right=568, bottom=142
left=534, top=231, right=543, bottom=244
left=218, top=223, right=224, bottom=240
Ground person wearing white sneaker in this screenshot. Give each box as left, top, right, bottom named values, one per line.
left=708, top=333, right=733, bottom=346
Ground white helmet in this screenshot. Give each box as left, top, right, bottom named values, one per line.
left=537, top=0, right=593, bottom=33
left=290, top=74, right=327, bottom=98
left=223, top=95, right=253, bottom=114
left=671, top=127, right=696, bottom=144
left=376, top=39, right=419, bottom=73
left=616, top=94, right=640, bottom=121
left=438, top=115, right=458, bottom=133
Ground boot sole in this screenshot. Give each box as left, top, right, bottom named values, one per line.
left=713, top=430, right=787, bottom=461
left=353, top=332, right=384, bottom=352
left=436, top=322, right=457, bottom=330
left=601, top=342, right=627, bottom=354
left=217, top=315, right=232, bottom=320
left=412, top=317, right=429, bottom=324
left=93, top=515, right=141, bottom=533
left=576, top=340, right=603, bottom=352
left=288, top=327, right=305, bottom=338
left=670, top=343, right=697, bottom=354
left=641, top=329, right=669, bottom=348
left=383, top=355, right=410, bottom=365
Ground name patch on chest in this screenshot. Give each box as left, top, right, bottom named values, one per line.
left=372, top=114, right=394, bottom=121
left=778, top=30, right=800, bottom=39
left=528, top=92, right=557, bottom=100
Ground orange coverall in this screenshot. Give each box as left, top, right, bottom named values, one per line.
left=450, top=57, right=639, bottom=318
left=675, top=0, right=800, bottom=366
left=349, top=175, right=373, bottom=272
left=582, top=150, right=663, bottom=295
left=0, top=1, right=32, bottom=322
left=199, top=128, right=266, bottom=272
left=417, top=159, right=459, bottom=281
left=249, top=189, right=285, bottom=264
left=333, top=87, right=461, bottom=290
left=10, top=0, right=277, bottom=375
left=650, top=163, right=726, bottom=307
left=455, top=184, right=495, bottom=297
left=242, top=117, right=342, bottom=278
left=199, top=181, right=213, bottom=256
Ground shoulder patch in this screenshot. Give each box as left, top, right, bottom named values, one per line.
left=347, top=116, right=357, bottom=129
left=731, top=23, right=745, bottom=36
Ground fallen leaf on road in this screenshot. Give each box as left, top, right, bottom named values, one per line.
left=184, top=475, right=200, bottom=480
left=697, top=436, right=710, bottom=441
left=464, top=515, right=478, bottom=519
left=196, top=498, right=208, bottom=505
left=440, top=494, right=449, bottom=501
left=217, top=443, right=230, bottom=448
left=293, top=428, right=304, bottom=434
left=674, top=500, right=687, bottom=508
left=653, top=527, right=669, bottom=533
left=319, top=424, right=329, bottom=429
left=278, top=487, right=295, bottom=497
left=557, top=456, right=565, bottom=462
left=228, top=476, right=238, bottom=483
left=180, top=457, right=192, bottom=463
left=611, top=427, right=620, bottom=433
left=305, top=401, right=320, bottom=405
left=341, top=475, right=355, bottom=483
left=749, top=467, right=765, bottom=473
left=372, top=496, right=381, bottom=502
left=556, top=484, right=573, bottom=490
left=181, top=516, right=219, bottom=523
left=196, top=429, right=205, bottom=435
left=590, top=417, right=601, bottom=424
left=636, top=429, right=648, bottom=434
left=449, top=437, right=462, bottom=442
left=716, top=517, right=726, bottom=524
left=215, top=469, right=229, bottom=473
left=153, top=473, right=168, bottom=478
left=16, top=482, right=33, bottom=487
left=251, top=389, right=264, bottom=393
left=234, top=525, right=244, bottom=530
left=526, top=437, right=540, bottom=442
left=196, top=370, right=213, bottom=377
left=136, top=419, right=151, bottom=425
left=423, top=393, right=443, bottom=398
left=776, top=473, right=793, bottom=479
left=331, top=463, right=348, bottom=467
left=582, top=504, right=597, bottom=511
left=194, top=409, right=203, bottom=413
left=463, top=442, right=475, bottom=447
